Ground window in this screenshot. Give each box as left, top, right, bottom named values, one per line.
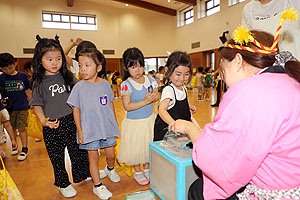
left=228, top=0, right=246, bottom=7
left=184, top=9, right=194, bottom=25
left=177, top=6, right=194, bottom=27
left=205, top=0, right=220, bottom=16
left=144, top=58, right=167, bottom=73
left=197, top=0, right=206, bottom=19
left=42, top=11, right=97, bottom=31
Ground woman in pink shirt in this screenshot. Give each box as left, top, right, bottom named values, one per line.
left=170, top=30, right=300, bottom=200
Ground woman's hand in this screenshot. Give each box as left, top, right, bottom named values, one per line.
left=169, top=119, right=202, bottom=143
left=44, top=118, right=60, bottom=129
left=169, top=119, right=192, bottom=135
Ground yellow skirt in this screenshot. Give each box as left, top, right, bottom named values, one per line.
left=118, top=114, right=156, bottom=165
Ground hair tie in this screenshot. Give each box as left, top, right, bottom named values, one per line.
left=55, top=35, right=60, bottom=41
left=273, top=51, right=296, bottom=68
left=36, top=35, right=42, bottom=41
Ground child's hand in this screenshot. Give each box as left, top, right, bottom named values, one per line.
left=144, top=91, right=158, bottom=105
left=190, top=105, right=196, bottom=114
left=44, top=118, right=60, bottom=129
left=73, top=37, right=83, bottom=46
left=78, top=132, right=84, bottom=144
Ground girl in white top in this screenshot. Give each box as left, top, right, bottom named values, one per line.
left=154, top=51, right=196, bottom=141
left=242, top=0, right=300, bottom=59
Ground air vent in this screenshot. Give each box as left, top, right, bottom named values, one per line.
left=191, top=41, right=200, bottom=49
left=103, top=50, right=115, bottom=55
left=23, top=48, right=35, bottom=54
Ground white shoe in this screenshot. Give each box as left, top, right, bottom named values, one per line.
left=59, top=185, right=77, bottom=198
left=100, top=170, right=107, bottom=179
left=35, top=138, right=42, bottom=142
left=11, top=148, right=18, bottom=156
left=85, top=170, right=107, bottom=182
left=17, top=152, right=27, bottom=161
left=93, top=185, right=112, bottom=199
left=104, top=166, right=120, bottom=183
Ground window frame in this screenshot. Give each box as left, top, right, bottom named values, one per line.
left=42, top=11, right=97, bottom=31
left=205, top=0, right=220, bottom=16
left=184, top=8, right=194, bottom=25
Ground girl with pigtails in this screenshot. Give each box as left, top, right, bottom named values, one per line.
left=30, top=35, right=90, bottom=198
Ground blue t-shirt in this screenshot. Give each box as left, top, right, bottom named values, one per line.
left=67, top=80, right=120, bottom=144
left=120, top=75, right=156, bottom=120
left=0, top=72, right=30, bottom=111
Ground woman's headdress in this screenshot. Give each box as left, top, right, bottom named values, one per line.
left=225, top=8, right=298, bottom=54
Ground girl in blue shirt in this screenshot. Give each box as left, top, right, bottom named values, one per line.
left=118, top=47, right=158, bottom=185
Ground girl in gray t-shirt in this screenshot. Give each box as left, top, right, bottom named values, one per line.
left=30, top=35, right=90, bottom=198
left=67, top=48, right=120, bottom=199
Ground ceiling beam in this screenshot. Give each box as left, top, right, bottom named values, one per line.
left=113, top=0, right=177, bottom=16
left=67, top=0, right=74, bottom=7
left=176, top=0, right=196, bottom=6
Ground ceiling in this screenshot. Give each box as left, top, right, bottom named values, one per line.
left=77, top=0, right=195, bottom=16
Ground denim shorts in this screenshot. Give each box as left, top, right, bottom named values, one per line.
left=79, top=137, right=117, bottom=150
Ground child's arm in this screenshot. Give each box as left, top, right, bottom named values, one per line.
left=33, top=105, right=60, bottom=129
left=122, top=92, right=157, bottom=111
left=72, top=107, right=84, bottom=144
left=25, top=88, right=32, bottom=101
left=64, top=37, right=83, bottom=66
left=158, top=98, right=175, bottom=125
left=190, top=105, right=196, bottom=114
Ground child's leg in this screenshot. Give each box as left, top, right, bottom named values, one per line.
left=103, top=146, right=115, bottom=168
left=143, top=163, right=150, bottom=180
left=18, top=128, right=28, bottom=148
left=103, top=141, right=120, bottom=183
left=88, top=150, right=101, bottom=184
left=62, top=114, right=90, bottom=182
left=43, top=126, right=71, bottom=188
left=3, top=120, right=16, bottom=147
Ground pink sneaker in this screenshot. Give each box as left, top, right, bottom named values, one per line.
left=134, top=172, right=149, bottom=185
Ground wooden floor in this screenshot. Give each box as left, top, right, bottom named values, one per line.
left=1, top=90, right=218, bottom=200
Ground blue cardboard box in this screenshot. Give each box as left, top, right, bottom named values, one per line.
left=150, top=141, right=199, bottom=200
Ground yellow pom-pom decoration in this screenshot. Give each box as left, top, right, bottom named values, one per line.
left=232, top=26, right=254, bottom=45
left=281, top=8, right=298, bottom=21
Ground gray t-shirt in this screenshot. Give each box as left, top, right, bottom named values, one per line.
left=30, top=73, right=77, bottom=120
left=67, top=80, right=120, bottom=144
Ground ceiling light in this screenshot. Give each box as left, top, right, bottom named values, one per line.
left=168, top=0, right=171, bottom=2
left=125, top=4, right=128, bottom=6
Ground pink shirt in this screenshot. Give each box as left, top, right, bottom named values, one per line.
left=193, top=73, right=300, bottom=200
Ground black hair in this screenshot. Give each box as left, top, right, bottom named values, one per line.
left=205, top=67, right=211, bottom=73
left=0, top=53, right=15, bottom=68
left=163, top=51, right=192, bottom=85
left=198, top=66, right=204, bottom=73
left=158, top=66, right=164, bottom=72
left=122, top=47, right=145, bottom=80
left=114, top=72, right=120, bottom=76
left=75, top=41, right=97, bottom=61
left=32, top=35, right=74, bottom=92
left=77, top=48, right=106, bottom=79
left=24, top=60, right=33, bottom=71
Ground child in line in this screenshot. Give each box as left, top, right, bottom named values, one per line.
left=0, top=53, right=31, bottom=161
left=118, top=47, right=158, bottom=185
left=30, top=35, right=90, bottom=198
left=196, top=67, right=204, bottom=101
left=112, top=72, right=121, bottom=98
left=154, top=51, right=196, bottom=141
left=67, top=48, right=120, bottom=199
left=202, top=67, right=212, bottom=101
